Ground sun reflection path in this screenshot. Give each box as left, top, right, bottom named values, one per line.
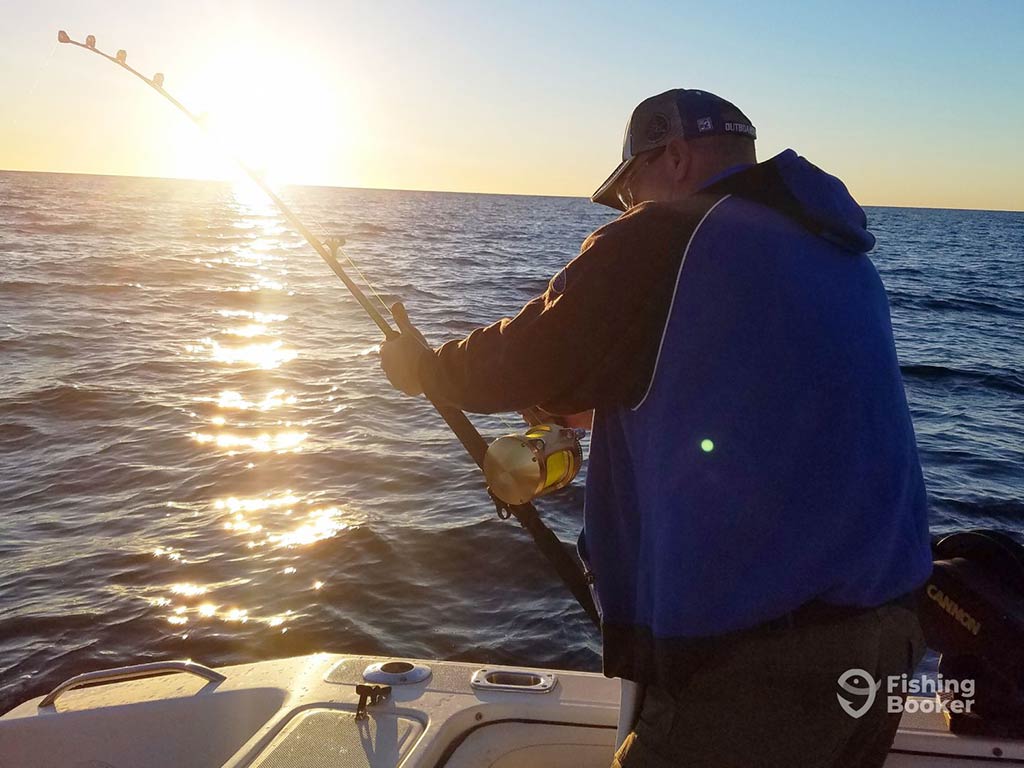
left=218, top=309, right=288, bottom=323
left=155, top=595, right=295, bottom=632
left=185, top=337, right=297, bottom=369
left=165, top=186, right=347, bottom=640
left=217, top=493, right=301, bottom=514
left=268, top=507, right=351, bottom=548
left=190, top=429, right=308, bottom=453
left=215, top=389, right=297, bottom=411
left=223, top=323, right=268, bottom=338
left=216, top=493, right=357, bottom=550
left=170, top=583, right=208, bottom=597
left=146, top=491, right=359, bottom=632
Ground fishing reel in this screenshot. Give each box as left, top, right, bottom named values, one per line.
left=483, top=424, right=584, bottom=506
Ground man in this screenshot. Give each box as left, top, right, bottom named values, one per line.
left=381, top=89, right=932, bottom=767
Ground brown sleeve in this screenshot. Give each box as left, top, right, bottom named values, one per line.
left=418, top=195, right=721, bottom=414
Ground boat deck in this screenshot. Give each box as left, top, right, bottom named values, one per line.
left=1, top=653, right=1019, bottom=766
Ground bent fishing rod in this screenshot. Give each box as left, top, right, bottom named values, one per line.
left=57, top=30, right=599, bottom=628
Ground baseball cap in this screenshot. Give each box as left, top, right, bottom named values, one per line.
left=591, top=89, right=756, bottom=211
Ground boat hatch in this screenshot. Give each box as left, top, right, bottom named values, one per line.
left=249, top=708, right=423, bottom=768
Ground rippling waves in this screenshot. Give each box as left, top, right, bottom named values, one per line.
left=1, top=171, right=1021, bottom=712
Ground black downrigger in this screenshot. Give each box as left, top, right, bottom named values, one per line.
left=917, top=529, right=1024, bottom=737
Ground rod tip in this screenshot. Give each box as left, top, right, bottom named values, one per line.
left=57, top=30, right=70, bottom=44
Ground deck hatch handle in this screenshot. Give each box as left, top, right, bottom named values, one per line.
left=470, top=668, right=557, bottom=693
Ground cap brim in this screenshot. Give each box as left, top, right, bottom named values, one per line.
left=590, top=156, right=637, bottom=212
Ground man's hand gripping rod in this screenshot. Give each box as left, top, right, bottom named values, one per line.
left=57, top=30, right=599, bottom=628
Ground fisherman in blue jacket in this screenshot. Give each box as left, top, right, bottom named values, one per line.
left=381, top=88, right=933, bottom=768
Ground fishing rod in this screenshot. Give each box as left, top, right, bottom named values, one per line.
left=57, top=30, right=599, bottom=628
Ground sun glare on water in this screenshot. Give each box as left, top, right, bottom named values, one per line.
left=190, top=430, right=308, bottom=453
left=154, top=41, right=357, bottom=642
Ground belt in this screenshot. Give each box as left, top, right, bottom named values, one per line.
left=764, top=591, right=919, bottom=632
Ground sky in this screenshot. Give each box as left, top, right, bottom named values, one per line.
left=1, top=0, right=1022, bottom=210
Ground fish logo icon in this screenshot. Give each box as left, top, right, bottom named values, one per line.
left=836, top=668, right=880, bottom=719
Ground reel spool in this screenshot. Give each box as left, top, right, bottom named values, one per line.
left=483, top=424, right=584, bottom=506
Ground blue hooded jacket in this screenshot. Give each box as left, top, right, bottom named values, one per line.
left=579, top=150, right=934, bottom=684
left=417, top=150, right=933, bottom=687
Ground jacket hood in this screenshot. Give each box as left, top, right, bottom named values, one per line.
left=707, top=149, right=876, bottom=254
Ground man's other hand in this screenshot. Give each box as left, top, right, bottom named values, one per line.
left=556, top=411, right=594, bottom=430
left=380, top=302, right=429, bottom=397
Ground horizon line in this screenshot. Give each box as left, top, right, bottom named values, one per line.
left=2, top=166, right=1021, bottom=215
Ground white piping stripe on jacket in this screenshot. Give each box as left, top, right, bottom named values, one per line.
left=632, top=194, right=732, bottom=411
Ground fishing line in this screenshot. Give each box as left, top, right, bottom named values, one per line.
left=336, top=250, right=392, bottom=317
left=25, top=42, right=59, bottom=102
left=300, top=205, right=393, bottom=317
left=57, top=29, right=600, bottom=628
left=4, top=42, right=58, bottom=136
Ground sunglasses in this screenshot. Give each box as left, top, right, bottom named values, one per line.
left=616, top=146, right=667, bottom=210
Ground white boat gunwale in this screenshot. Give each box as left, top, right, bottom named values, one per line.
left=3, top=652, right=1022, bottom=767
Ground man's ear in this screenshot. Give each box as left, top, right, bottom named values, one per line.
left=664, top=137, right=691, bottom=185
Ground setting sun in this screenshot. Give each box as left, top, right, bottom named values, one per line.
left=180, top=44, right=348, bottom=185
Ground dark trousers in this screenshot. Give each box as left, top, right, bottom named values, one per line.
left=612, top=603, right=925, bottom=768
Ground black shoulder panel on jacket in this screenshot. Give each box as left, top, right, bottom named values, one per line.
left=418, top=193, right=725, bottom=415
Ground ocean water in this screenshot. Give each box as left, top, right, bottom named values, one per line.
left=0, top=170, right=1021, bottom=713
